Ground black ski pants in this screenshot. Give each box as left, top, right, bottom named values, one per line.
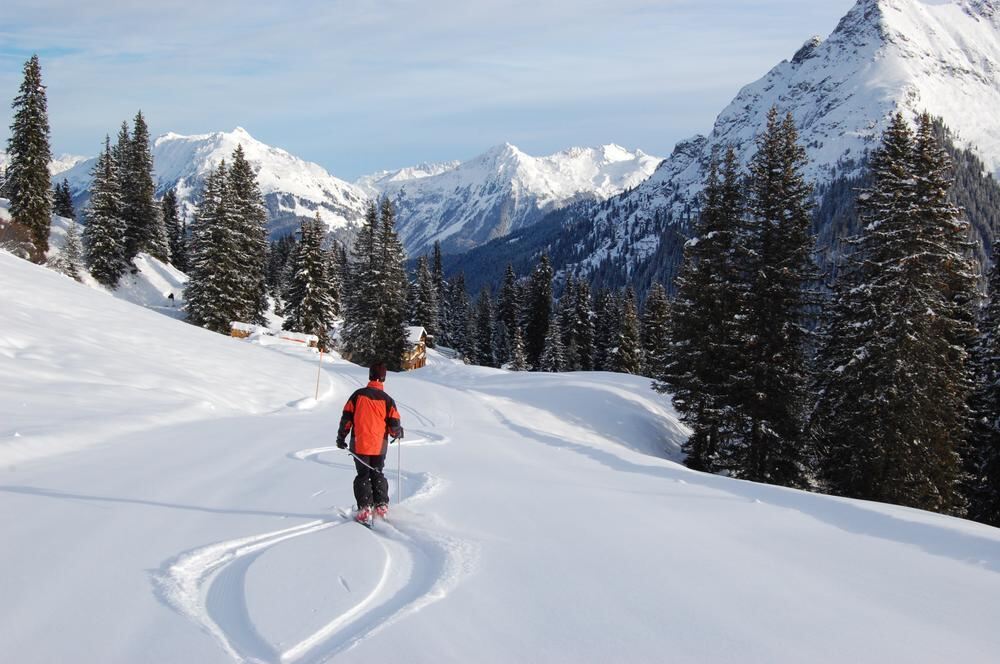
left=353, top=454, right=389, bottom=509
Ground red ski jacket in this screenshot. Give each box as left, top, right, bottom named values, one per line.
left=338, top=380, right=402, bottom=456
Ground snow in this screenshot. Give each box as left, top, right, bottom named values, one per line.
left=363, top=142, right=663, bottom=256
left=567, top=0, right=1000, bottom=278
left=2, top=249, right=999, bottom=663
left=57, top=128, right=370, bottom=234
left=405, top=326, right=426, bottom=345
left=0, top=151, right=85, bottom=176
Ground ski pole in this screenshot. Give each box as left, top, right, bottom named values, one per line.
left=395, top=436, right=401, bottom=505
left=344, top=449, right=379, bottom=472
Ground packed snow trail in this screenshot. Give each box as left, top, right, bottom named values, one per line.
left=3, top=252, right=1000, bottom=663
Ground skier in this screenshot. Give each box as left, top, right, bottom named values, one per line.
left=336, top=362, right=404, bottom=524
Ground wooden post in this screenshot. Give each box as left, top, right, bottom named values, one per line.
left=314, top=349, right=324, bottom=400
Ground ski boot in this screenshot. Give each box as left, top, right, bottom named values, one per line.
left=355, top=506, right=373, bottom=527
left=374, top=504, right=389, bottom=519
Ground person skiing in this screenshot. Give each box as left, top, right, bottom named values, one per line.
left=336, top=362, right=403, bottom=524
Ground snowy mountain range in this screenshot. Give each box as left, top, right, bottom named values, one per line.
left=0, top=150, right=87, bottom=177
left=511, top=0, right=1000, bottom=291
left=362, top=143, right=662, bottom=256
left=56, top=129, right=660, bottom=255
left=59, top=128, right=371, bottom=240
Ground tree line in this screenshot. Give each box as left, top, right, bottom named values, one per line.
left=660, top=108, right=999, bottom=527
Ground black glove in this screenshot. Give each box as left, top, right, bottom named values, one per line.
left=336, top=435, right=347, bottom=450
left=393, top=426, right=404, bottom=441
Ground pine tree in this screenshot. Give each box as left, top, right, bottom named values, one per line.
left=6, top=55, right=52, bottom=262
left=446, top=273, right=472, bottom=360
left=573, top=279, right=595, bottom=371
left=129, top=111, right=168, bottom=261
left=412, top=255, right=439, bottom=342
left=970, top=244, right=1000, bottom=526
left=641, top=282, right=671, bottom=378
left=162, top=189, right=187, bottom=271
left=432, top=241, right=447, bottom=328
left=813, top=113, right=974, bottom=515
left=593, top=288, right=620, bottom=371
left=475, top=287, right=495, bottom=367
left=614, top=287, right=642, bottom=375
left=53, top=179, right=75, bottom=220
left=657, top=149, right=745, bottom=472
left=525, top=254, right=553, bottom=369
left=496, top=263, right=522, bottom=364
left=508, top=325, right=529, bottom=371
left=283, top=213, right=335, bottom=349
left=185, top=162, right=245, bottom=333
left=557, top=276, right=578, bottom=369
left=730, top=108, right=816, bottom=487
left=83, top=137, right=127, bottom=288
left=324, top=242, right=344, bottom=319
left=342, top=202, right=381, bottom=363
left=228, top=144, right=269, bottom=324
left=375, top=198, right=408, bottom=371
left=540, top=315, right=566, bottom=372
left=62, top=220, right=85, bottom=281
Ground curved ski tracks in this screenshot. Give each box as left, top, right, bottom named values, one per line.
left=154, top=428, right=476, bottom=664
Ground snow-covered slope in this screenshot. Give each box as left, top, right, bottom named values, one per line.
left=557, top=0, right=1000, bottom=281
left=1, top=197, right=189, bottom=319
left=368, top=143, right=662, bottom=256
left=59, top=128, right=370, bottom=240
left=2, top=250, right=999, bottom=663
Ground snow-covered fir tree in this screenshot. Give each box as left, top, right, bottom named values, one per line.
left=128, top=111, right=169, bottom=262
left=342, top=199, right=408, bottom=369
left=813, top=112, right=974, bottom=515
left=324, top=242, right=345, bottom=319
left=444, top=273, right=472, bottom=359
left=228, top=144, right=269, bottom=324
left=161, top=189, right=186, bottom=271
left=6, top=55, right=52, bottom=262
left=83, top=137, right=127, bottom=288
left=539, top=315, right=566, bottom=372
left=342, top=202, right=381, bottom=363
left=432, top=241, right=447, bottom=333
left=50, top=220, right=85, bottom=282
left=614, top=287, right=642, bottom=375
left=969, top=242, right=1000, bottom=526
left=53, top=179, right=75, bottom=220
left=283, top=213, right=335, bottom=350
left=657, top=149, right=745, bottom=472
left=729, top=108, right=816, bottom=488
left=410, top=255, right=439, bottom=342
left=524, top=254, right=553, bottom=369
left=475, top=287, right=496, bottom=367
left=572, top=279, right=595, bottom=372
left=593, top=288, right=620, bottom=372
left=641, top=282, right=671, bottom=379
left=557, top=276, right=579, bottom=370
left=266, top=233, right=297, bottom=308
left=185, top=162, right=245, bottom=334
left=374, top=198, right=408, bottom=371
left=496, top=263, right=522, bottom=364
left=507, top=325, right=529, bottom=371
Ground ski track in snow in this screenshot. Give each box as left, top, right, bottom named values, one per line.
left=154, top=429, right=475, bottom=664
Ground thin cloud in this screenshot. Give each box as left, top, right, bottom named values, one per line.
left=2, top=0, right=857, bottom=178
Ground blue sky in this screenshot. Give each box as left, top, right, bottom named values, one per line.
left=1, top=0, right=856, bottom=180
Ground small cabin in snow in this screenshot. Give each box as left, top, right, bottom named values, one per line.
left=403, top=326, right=429, bottom=370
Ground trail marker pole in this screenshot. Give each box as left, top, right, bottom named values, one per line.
left=314, top=349, right=324, bottom=400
